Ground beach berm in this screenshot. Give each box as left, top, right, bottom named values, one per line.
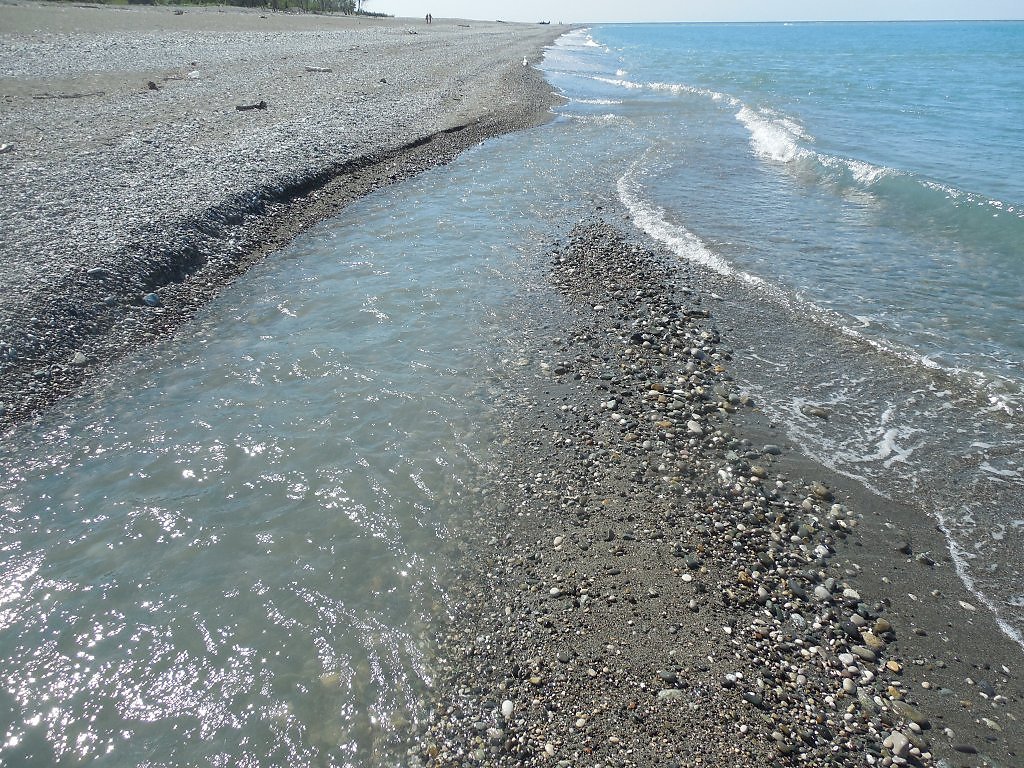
left=0, top=1, right=565, bottom=427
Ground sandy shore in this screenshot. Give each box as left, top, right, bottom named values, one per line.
left=0, top=1, right=565, bottom=428
left=415, top=219, right=1023, bottom=767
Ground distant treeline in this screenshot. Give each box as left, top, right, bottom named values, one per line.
left=48, top=0, right=389, bottom=16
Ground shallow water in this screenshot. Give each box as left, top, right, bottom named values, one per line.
left=2, top=22, right=1023, bottom=767
left=0, top=158, right=564, bottom=764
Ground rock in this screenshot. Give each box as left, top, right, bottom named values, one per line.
left=686, top=420, right=703, bottom=436
left=861, top=631, right=886, bottom=652
left=762, top=444, right=782, bottom=455
left=801, top=404, right=831, bottom=419
left=500, top=700, right=514, bottom=719
left=873, top=618, right=893, bottom=635
left=656, top=689, right=685, bottom=702
left=741, top=691, right=764, bottom=707
left=143, top=292, right=162, bottom=307
left=814, top=585, right=833, bottom=602
left=851, top=645, right=876, bottom=663
left=890, top=700, right=929, bottom=728
left=952, top=744, right=978, bottom=754
left=893, top=534, right=912, bottom=555
left=70, top=351, right=87, bottom=367
left=884, top=730, right=910, bottom=759
left=811, top=482, right=834, bottom=501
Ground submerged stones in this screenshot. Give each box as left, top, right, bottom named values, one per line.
left=416, top=219, right=950, bottom=768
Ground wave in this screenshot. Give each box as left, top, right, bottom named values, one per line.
left=595, top=73, right=1024, bottom=260
left=616, top=164, right=734, bottom=276
left=572, top=98, right=623, bottom=106
left=593, top=75, right=734, bottom=104
left=617, top=157, right=1023, bottom=416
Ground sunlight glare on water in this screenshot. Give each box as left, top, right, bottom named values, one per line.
left=0, top=155, right=555, bottom=765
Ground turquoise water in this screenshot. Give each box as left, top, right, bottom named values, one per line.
left=553, top=22, right=1024, bottom=400
left=1, top=22, right=1023, bottom=766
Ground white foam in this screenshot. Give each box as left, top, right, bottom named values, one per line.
left=735, top=105, right=808, bottom=164
left=593, top=75, right=735, bottom=105
left=574, top=114, right=621, bottom=124
left=981, top=462, right=1020, bottom=479
left=933, top=510, right=1024, bottom=651
left=616, top=166, right=734, bottom=276
left=572, top=98, right=623, bottom=106
left=594, top=76, right=644, bottom=90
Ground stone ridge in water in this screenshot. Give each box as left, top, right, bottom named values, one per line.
left=414, top=219, right=952, bottom=767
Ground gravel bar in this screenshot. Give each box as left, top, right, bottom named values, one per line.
left=0, top=1, right=566, bottom=427
left=414, top=219, right=1024, bottom=768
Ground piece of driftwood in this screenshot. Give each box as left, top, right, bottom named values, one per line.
left=236, top=100, right=268, bottom=111
left=32, top=91, right=105, bottom=100
left=305, top=66, right=333, bottom=73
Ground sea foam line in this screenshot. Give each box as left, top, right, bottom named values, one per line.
left=616, top=164, right=734, bottom=277
left=618, top=155, right=1021, bottom=418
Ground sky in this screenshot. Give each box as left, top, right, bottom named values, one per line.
left=373, top=0, right=1024, bottom=24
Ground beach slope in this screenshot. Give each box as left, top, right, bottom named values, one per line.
left=0, top=2, right=565, bottom=426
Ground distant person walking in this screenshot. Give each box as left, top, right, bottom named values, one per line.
left=426, top=13, right=432, bottom=23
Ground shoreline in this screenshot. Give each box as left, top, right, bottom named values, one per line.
left=2, top=7, right=1021, bottom=766
left=0, top=1, right=567, bottom=430
left=417, top=218, right=1023, bottom=767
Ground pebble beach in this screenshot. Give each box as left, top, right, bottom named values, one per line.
left=0, top=4, right=1022, bottom=768
left=0, top=1, right=562, bottom=426
left=413, top=220, right=1024, bottom=767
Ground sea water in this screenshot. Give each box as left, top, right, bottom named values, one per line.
left=1, top=21, right=1023, bottom=766
left=542, top=22, right=1024, bottom=643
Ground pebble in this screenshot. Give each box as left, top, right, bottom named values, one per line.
left=852, top=645, right=877, bottom=663
left=802, top=404, right=831, bottom=419
left=890, top=700, right=929, bottom=728
left=500, top=700, right=514, bottom=719
left=142, top=292, right=162, bottom=307
left=884, top=730, right=911, bottom=759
